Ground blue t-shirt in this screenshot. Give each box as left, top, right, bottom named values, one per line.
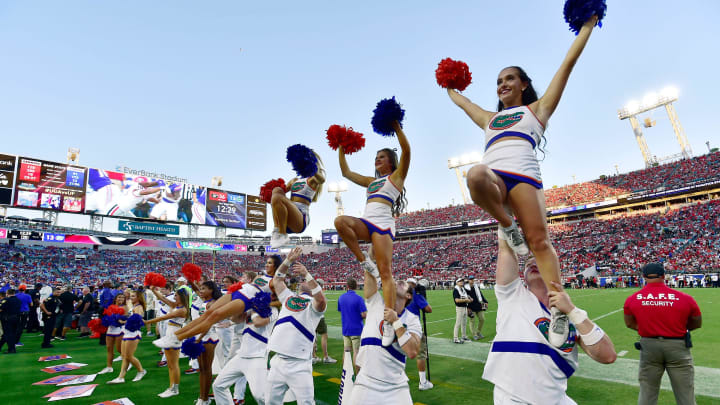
left=99, top=288, right=118, bottom=309
left=337, top=290, right=367, bottom=336
left=16, top=292, right=32, bottom=312
left=406, top=292, right=429, bottom=316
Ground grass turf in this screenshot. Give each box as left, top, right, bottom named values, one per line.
left=1, top=288, right=717, bottom=404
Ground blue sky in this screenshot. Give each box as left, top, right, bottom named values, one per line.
left=1, top=1, right=719, bottom=239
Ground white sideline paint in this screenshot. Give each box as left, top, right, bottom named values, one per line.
left=617, top=350, right=628, bottom=357
left=592, top=308, right=624, bottom=321
left=325, top=325, right=720, bottom=399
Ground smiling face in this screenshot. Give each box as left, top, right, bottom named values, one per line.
left=265, top=258, right=275, bottom=273
left=375, top=150, right=393, bottom=176
left=198, top=283, right=211, bottom=300
left=130, top=291, right=138, bottom=304
left=497, top=67, right=527, bottom=109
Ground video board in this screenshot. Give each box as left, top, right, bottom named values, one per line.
left=0, top=154, right=16, bottom=205
left=14, top=157, right=86, bottom=213
left=205, top=189, right=247, bottom=229
left=322, top=230, right=341, bottom=244
left=246, top=195, right=267, bottom=231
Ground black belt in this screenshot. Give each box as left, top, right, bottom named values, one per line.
left=643, top=336, right=685, bottom=340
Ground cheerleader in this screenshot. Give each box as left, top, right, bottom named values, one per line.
left=334, top=121, right=410, bottom=345
left=194, top=281, right=223, bottom=405
left=270, top=151, right=325, bottom=248
left=146, top=287, right=191, bottom=398
left=154, top=255, right=288, bottom=348
left=108, top=290, right=147, bottom=384
left=445, top=16, right=599, bottom=347
left=98, top=294, right=126, bottom=375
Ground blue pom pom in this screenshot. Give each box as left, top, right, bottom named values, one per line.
left=125, top=313, right=145, bottom=332
left=102, top=314, right=123, bottom=328
left=251, top=291, right=272, bottom=318
left=371, top=97, right=405, bottom=137
left=181, top=337, right=206, bottom=359
left=564, top=0, right=606, bottom=35
left=286, top=144, right=318, bottom=178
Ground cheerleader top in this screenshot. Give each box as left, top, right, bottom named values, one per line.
left=167, top=305, right=187, bottom=327
left=366, top=175, right=401, bottom=206
left=484, top=105, right=545, bottom=151
left=289, top=178, right=317, bottom=204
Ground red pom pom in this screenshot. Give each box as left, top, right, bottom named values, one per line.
left=105, top=305, right=126, bottom=316
left=144, top=272, right=167, bottom=288
left=182, top=263, right=202, bottom=283
left=325, top=125, right=366, bottom=155
left=88, top=318, right=107, bottom=334
left=227, top=281, right=244, bottom=294
left=435, top=58, right=472, bottom=91
left=259, top=178, right=287, bottom=204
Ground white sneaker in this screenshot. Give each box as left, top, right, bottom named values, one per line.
left=270, top=229, right=281, bottom=248
left=113, top=355, right=122, bottom=362
left=158, top=385, right=179, bottom=398
left=311, top=357, right=321, bottom=364
left=107, top=377, right=125, bottom=384
left=381, top=322, right=395, bottom=346
left=98, top=367, right=113, bottom=375
left=361, top=254, right=380, bottom=279
left=153, top=333, right=180, bottom=349
left=323, top=356, right=337, bottom=364
left=499, top=221, right=529, bottom=256
left=127, top=364, right=132, bottom=371
left=194, top=399, right=210, bottom=405
left=419, top=381, right=434, bottom=391
left=132, top=369, right=147, bottom=382
left=270, top=232, right=290, bottom=248
left=548, top=307, right=570, bottom=348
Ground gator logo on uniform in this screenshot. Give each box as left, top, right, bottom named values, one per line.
left=367, top=178, right=386, bottom=193
left=534, top=317, right=577, bottom=353
left=489, top=111, right=525, bottom=130
left=285, top=296, right=311, bottom=312
left=253, top=277, right=268, bottom=287
left=290, top=181, right=306, bottom=192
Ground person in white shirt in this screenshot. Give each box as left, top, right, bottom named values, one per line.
left=482, top=237, right=617, bottom=404
left=266, top=247, right=326, bottom=405
left=213, top=305, right=279, bottom=405
left=348, top=263, right=421, bottom=404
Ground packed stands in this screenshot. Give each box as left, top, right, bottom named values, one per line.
left=2, top=199, right=719, bottom=289
left=396, top=152, right=720, bottom=230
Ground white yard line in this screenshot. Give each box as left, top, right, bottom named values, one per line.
left=592, top=308, right=623, bottom=321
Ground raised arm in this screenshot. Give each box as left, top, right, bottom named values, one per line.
left=364, top=266, right=378, bottom=299
left=293, top=263, right=326, bottom=312
left=496, top=238, right=520, bottom=286
left=152, top=287, right=177, bottom=308
left=390, top=121, right=410, bottom=185
left=532, top=16, right=598, bottom=123
left=145, top=307, right=187, bottom=325
left=338, top=147, right=374, bottom=188
left=272, top=247, right=304, bottom=296
left=447, top=88, right=494, bottom=129
left=309, top=167, right=326, bottom=190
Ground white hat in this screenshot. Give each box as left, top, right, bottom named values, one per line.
left=407, top=278, right=417, bottom=284
left=177, top=276, right=188, bottom=283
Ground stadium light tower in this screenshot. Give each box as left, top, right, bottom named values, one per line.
left=448, top=152, right=481, bottom=205
left=327, top=180, right=348, bottom=217
left=617, top=86, right=692, bottom=168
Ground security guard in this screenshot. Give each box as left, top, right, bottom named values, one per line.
left=40, top=287, right=62, bottom=349
left=0, top=288, right=22, bottom=354
left=624, top=262, right=703, bottom=405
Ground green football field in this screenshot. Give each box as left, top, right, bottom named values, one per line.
left=2, top=288, right=718, bottom=404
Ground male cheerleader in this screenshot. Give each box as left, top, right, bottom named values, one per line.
left=348, top=263, right=421, bottom=404
left=213, top=306, right=279, bottom=405
left=482, top=237, right=617, bottom=404
left=266, top=250, right=326, bottom=405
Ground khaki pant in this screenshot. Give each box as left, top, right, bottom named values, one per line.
left=638, top=337, right=695, bottom=405
left=467, top=310, right=485, bottom=337
left=453, top=306, right=467, bottom=339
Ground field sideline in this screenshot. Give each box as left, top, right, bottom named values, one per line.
left=1, top=288, right=717, bottom=404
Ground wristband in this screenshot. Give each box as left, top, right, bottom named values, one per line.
left=568, top=307, right=588, bottom=325
left=304, top=273, right=314, bottom=282
left=397, top=332, right=410, bottom=347
left=392, top=320, right=404, bottom=331
left=310, top=285, right=322, bottom=295
left=250, top=313, right=260, bottom=321
left=580, top=325, right=605, bottom=346
left=275, top=271, right=287, bottom=278
left=282, top=259, right=294, bottom=268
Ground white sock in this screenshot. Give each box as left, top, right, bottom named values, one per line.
left=419, top=371, right=427, bottom=384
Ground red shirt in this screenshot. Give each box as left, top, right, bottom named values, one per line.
left=624, top=282, right=701, bottom=338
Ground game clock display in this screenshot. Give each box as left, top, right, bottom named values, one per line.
left=205, top=188, right=247, bottom=228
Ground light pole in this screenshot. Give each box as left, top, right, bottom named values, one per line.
left=448, top=152, right=481, bottom=205
left=327, top=181, right=348, bottom=217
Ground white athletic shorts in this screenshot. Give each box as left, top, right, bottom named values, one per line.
left=493, top=385, right=577, bottom=405
left=288, top=201, right=309, bottom=233
left=266, top=354, right=313, bottom=405
left=482, top=139, right=543, bottom=189
left=360, top=202, right=396, bottom=240
left=349, top=373, right=412, bottom=405
left=191, top=202, right=206, bottom=224
left=150, top=200, right=179, bottom=221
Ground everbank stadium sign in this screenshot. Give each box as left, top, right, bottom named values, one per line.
left=115, top=165, right=188, bottom=184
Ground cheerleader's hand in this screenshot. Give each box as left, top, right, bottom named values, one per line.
left=288, top=246, right=303, bottom=262
left=383, top=308, right=399, bottom=323
left=584, top=15, right=599, bottom=29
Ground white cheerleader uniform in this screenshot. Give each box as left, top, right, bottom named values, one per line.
left=482, top=105, right=545, bottom=190
left=288, top=178, right=316, bottom=233
left=360, top=175, right=401, bottom=240
left=349, top=291, right=422, bottom=405
left=122, top=304, right=144, bottom=341
left=164, top=306, right=187, bottom=350
left=199, top=300, right=220, bottom=345
left=230, top=273, right=274, bottom=309
left=106, top=324, right=124, bottom=338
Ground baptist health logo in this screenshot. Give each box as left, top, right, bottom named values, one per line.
left=119, top=220, right=178, bottom=234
